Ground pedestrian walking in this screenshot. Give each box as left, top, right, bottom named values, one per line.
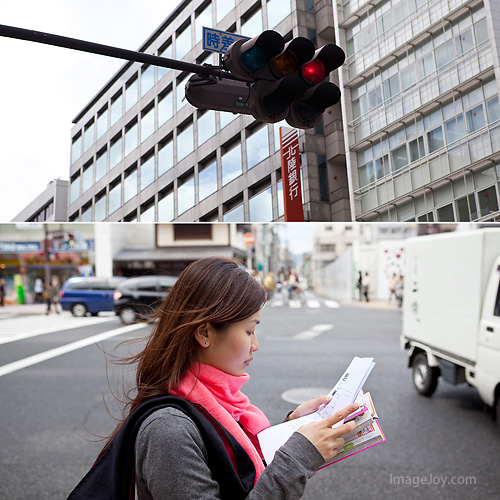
left=67, top=257, right=358, bottom=500
left=50, top=276, right=61, bottom=314
left=394, top=275, right=404, bottom=307
left=34, top=277, right=44, bottom=303
left=263, top=271, right=276, bottom=299
left=0, top=279, right=5, bottom=307
left=356, top=271, right=363, bottom=301
left=388, top=273, right=398, bottom=304
left=363, top=272, right=370, bottom=302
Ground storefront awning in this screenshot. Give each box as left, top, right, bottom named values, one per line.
left=113, top=245, right=246, bottom=262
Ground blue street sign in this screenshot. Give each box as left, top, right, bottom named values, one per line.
left=202, top=27, right=249, bottom=54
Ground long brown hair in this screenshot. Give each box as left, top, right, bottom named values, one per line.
left=99, top=257, right=266, bottom=457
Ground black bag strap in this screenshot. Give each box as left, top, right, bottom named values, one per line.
left=67, top=395, right=256, bottom=500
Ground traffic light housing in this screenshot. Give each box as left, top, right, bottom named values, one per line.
left=186, top=31, right=346, bottom=129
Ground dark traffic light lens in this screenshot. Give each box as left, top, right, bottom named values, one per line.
left=241, top=45, right=267, bottom=71
left=301, top=59, right=325, bottom=84
left=271, top=51, right=297, bottom=77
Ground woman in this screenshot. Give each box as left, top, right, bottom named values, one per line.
left=68, top=257, right=357, bottom=500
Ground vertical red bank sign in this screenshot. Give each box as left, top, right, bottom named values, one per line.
left=280, top=127, right=304, bottom=222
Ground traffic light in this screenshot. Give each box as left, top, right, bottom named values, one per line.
left=286, top=44, right=345, bottom=129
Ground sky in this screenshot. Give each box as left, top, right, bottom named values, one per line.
left=1, top=1, right=180, bottom=221
left=274, top=223, right=318, bottom=255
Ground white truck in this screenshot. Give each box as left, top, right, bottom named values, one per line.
left=401, top=228, right=500, bottom=422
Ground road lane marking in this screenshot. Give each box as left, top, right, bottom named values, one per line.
left=0, top=323, right=147, bottom=377
left=306, top=300, right=321, bottom=308
left=0, top=315, right=118, bottom=346
left=293, top=324, right=333, bottom=340
left=324, top=300, right=340, bottom=308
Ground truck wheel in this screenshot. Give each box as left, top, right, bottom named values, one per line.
left=412, top=353, right=439, bottom=397
left=71, top=303, right=88, bottom=317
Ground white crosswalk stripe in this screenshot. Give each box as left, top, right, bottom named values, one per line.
left=267, top=291, right=341, bottom=310
left=0, top=313, right=117, bottom=345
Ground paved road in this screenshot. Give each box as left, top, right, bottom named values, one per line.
left=0, top=298, right=498, bottom=499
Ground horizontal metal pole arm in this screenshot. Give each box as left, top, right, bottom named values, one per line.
left=0, top=24, right=241, bottom=80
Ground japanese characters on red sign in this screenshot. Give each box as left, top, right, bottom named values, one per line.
left=279, top=127, right=304, bottom=222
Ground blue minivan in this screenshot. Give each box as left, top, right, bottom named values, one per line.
left=60, top=277, right=125, bottom=317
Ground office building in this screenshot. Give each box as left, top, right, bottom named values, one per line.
left=67, top=0, right=348, bottom=223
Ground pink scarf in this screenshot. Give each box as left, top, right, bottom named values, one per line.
left=170, top=363, right=270, bottom=482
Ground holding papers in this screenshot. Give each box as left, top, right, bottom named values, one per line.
left=257, top=357, right=385, bottom=468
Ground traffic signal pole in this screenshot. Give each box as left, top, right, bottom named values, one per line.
left=0, top=24, right=240, bottom=81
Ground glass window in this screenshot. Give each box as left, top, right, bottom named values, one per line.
left=141, top=203, right=155, bottom=222
left=409, top=137, right=425, bottom=162
left=456, top=194, right=477, bottom=221
left=224, top=203, right=244, bottom=221
left=125, top=78, right=138, bottom=112
left=125, top=122, right=138, bottom=157
left=70, top=175, right=80, bottom=204
left=241, top=9, right=262, bottom=37
left=111, top=93, right=123, bottom=126
left=359, top=162, right=375, bottom=187
left=84, top=122, right=94, bottom=152
left=318, top=155, right=329, bottom=202
left=267, top=0, right=291, bottom=28
left=81, top=205, right=92, bottom=222
left=82, top=164, right=93, bottom=193
left=247, top=127, right=270, bottom=169
left=217, top=0, right=234, bottom=23
left=277, top=179, right=284, bottom=217
left=391, top=145, right=408, bottom=171
left=435, top=40, right=454, bottom=69
left=368, top=86, right=382, bottom=109
left=486, top=97, right=500, bottom=124
left=417, top=53, right=434, bottom=79
left=196, top=4, right=213, bottom=43
left=110, top=135, right=122, bottom=169
left=141, top=107, right=155, bottom=142
left=400, top=64, right=417, bottom=90
left=445, top=115, right=466, bottom=144
left=220, top=111, right=237, bottom=129
left=158, top=191, right=174, bottom=221
left=141, top=66, right=155, bottom=97
left=176, top=24, right=192, bottom=60
left=178, top=176, right=195, bottom=214
left=158, top=43, right=172, bottom=80
left=249, top=187, right=273, bottom=221
left=159, top=91, right=173, bottom=126
left=176, top=75, right=189, bottom=112
left=95, top=150, right=107, bottom=182
left=71, top=135, right=82, bottom=163
left=141, top=156, right=155, bottom=191
left=221, top=143, right=242, bottom=185
left=273, top=120, right=288, bottom=151
left=198, top=111, right=216, bottom=145
left=124, top=169, right=138, bottom=202
left=478, top=186, right=499, bottom=217
left=177, top=123, right=194, bottom=161
left=474, top=18, right=488, bottom=45
left=94, top=195, right=106, bottom=222
left=383, top=74, right=400, bottom=100
left=375, top=155, right=389, bottom=179
left=466, top=104, right=486, bottom=133
left=158, top=140, right=174, bottom=176
left=455, top=28, right=474, bottom=55
left=97, top=108, right=108, bottom=139
left=199, top=161, right=218, bottom=201
left=109, top=181, right=121, bottom=214
left=427, top=126, right=444, bottom=153
left=437, top=203, right=454, bottom=221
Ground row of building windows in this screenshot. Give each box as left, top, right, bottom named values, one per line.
left=70, top=118, right=290, bottom=206
left=350, top=7, right=488, bottom=122
left=70, top=0, right=292, bottom=164
left=357, top=79, right=500, bottom=188
left=370, top=162, right=500, bottom=222
left=72, top=174, right=289, bottom=223
left=345, top=0, right=472, bottom=78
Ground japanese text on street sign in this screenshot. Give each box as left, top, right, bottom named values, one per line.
left=280, top=127, right=304, bottom=222
left=202, top=27, right=250, bottom=54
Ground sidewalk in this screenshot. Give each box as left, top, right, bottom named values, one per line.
left=0, top=303, right=56, bottom=316
left=346, top=299, right=402, bottom=310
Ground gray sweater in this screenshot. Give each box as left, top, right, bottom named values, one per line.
left=135, top=407, right=325, bottom=500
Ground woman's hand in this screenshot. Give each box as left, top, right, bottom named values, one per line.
left=296, top=403, right=359, bottom=462
left=287, top=396, right=333, bottom=421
